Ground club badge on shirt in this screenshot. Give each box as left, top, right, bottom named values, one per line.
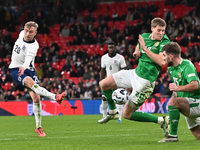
left=154, top=42, right=160, bottom=47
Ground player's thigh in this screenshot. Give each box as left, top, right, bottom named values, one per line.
left=29, top=90, right=40, bottom=103
left=24, top=76, right=37, bottom=89
left=112, top=70, right=133, bottom=88
left=100, top=75, right=117, bottom=90
left=129, top=71, right=155, bottom=108
left=168, top=97, right=190, bottom=116
left=190, top=125, right=200, bottom=140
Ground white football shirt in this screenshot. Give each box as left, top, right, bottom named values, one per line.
left=101, top=53, right=126, bottom=76
left=9, top=30, right=39, bottom=70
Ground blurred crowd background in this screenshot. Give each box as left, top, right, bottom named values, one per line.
left=1, top=0, right=200, bottom=101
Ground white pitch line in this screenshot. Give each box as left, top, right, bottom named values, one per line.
left=0, top=133, right=149, bottom=141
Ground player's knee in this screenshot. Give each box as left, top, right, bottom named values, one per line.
left=32, top=94, right=40, bottom=103
left=24, top=77, right=36, bottom=88
left=168, top=98, right=177, bottom=106
left=123, top=111, right=131, bottom=120
left=99, top=80, right=106, bottom=90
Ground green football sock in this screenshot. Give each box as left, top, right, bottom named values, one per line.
left=103, top=90, right=116, bottom=110
left=168, top=105, right=180, bottom=136
left=130, top=111, right=158, bottom=123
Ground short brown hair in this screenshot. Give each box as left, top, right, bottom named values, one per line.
left=24, top=21, right=38, bottom=30
left=151, top=17, right=166, bottom=28
left=162, top=42, right=181, bottom=57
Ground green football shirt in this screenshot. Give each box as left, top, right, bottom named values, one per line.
left=168, top=59, right=200, bottom=98
left=135, top=33, right=170, bottom=82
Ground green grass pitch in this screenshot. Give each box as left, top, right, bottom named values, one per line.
left=0, top=114, right=199, bottom=150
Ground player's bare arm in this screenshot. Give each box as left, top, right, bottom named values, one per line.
left=171, top=91, right=177, bottom=98
left=138, top=35, right=166, bottom=67
left=169, top=81, right=199, bottom=92
left=100, top=68, right=106, bottom=81
left=18, top=66, right=25, bottom=76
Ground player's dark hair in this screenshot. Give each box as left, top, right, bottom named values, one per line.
left=162, top=42, right=181, bottom=57
left=151, top=17, right=166, bottom=27
left=108, top=41, right=115, bottom=46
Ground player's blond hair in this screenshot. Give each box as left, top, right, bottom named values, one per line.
left=24, top=21, right=38, bottom=30
left=151, top=17, right=166, bottom=28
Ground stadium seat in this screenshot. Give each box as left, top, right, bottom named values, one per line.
left=11, top=32, right=20, bottom=41
left=61, top=71, right=70, bottom=79
left=70, top=77, right=79, bottom=85
left=12, top=91, right=17, bottom=97
left=3, top=82, right=12, bottom=91
left=194, top=62, right=200, bottom=72
left=175, top=37, right=181, bottom=43
left=180, top=46, right=186, bottom=54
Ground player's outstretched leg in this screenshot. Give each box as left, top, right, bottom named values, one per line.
left=31, top=84, right=66, bottom=104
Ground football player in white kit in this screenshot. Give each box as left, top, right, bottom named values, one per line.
left=98, top=41, right=127, bottom=124
left=9, top=21, right=65, bottom=137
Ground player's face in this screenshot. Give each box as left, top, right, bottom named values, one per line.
left=108, top=45, right=116, bottom=55
left=24, top=26, right=37, bottom=41
left=151, top=25, right=165, bottom=41
left=163, top=51, right=173, bottom=66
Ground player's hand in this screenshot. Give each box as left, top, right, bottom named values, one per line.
left=169, top=83, right=178, bottom=91
left=133, top=50, right=140, bottom=59
left=18, top=67, right=25, bottom=76
left=138, top=34, right=146, bottom=51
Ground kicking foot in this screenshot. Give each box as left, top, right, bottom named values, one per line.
left=56, top=92, right=65, bottom=104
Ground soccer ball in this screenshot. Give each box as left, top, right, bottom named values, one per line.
left=112, top=88, right=129, bottom=105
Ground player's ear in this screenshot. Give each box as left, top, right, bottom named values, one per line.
left=151, top=26, right=154, bottom=32
left=169, top=53, right=174, bottom=59
left=34, top=30, right=37, bottom=37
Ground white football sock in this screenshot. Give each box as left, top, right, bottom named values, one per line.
left=102, top=100, right=108, bottom=117
left=116, top=104, right=123, bottom=121
left=109, top=109, right=117, bottom=114
left=31, top=84, right=56, bottom=100
left=33, top=102, right=42, bottom=129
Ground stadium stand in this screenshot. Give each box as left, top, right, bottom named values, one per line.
left=0, top=0, right=200, bottom=100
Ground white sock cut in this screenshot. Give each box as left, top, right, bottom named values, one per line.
left=33, top=102, right=42, bottom=129
left=31, top=84, right=56, bottom=100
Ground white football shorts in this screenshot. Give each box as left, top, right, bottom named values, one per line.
left=185, top=98, right=200, bottom=129
left=112, top=69, right=155, bottom=109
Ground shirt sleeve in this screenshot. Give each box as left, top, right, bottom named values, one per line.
left=22, top=55, right=34, bottom=69
left=184, top=63, right=198, bottom=83
left=120, top=56, right=127, bottom=68
left=101, top=56, right=105, bottom=68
